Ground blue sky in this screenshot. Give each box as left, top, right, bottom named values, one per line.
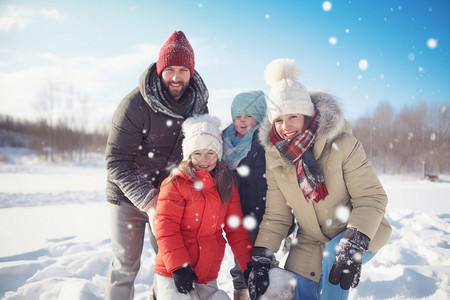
left=1, top=0, right=449, bottom=129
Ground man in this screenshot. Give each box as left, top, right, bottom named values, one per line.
left=105, top=30, right=209, bottom=300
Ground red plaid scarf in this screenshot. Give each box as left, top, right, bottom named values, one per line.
left=270, top=111, right=328, bottom=203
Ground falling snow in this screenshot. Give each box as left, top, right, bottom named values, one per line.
left=194, top=180, right=203, bottom=190
left=335, top=205, right=351, bottom=223
left=227, top=215, right=240, bottom=229
left=236, top=165, right=250, bottom=177
left=329, top=36, right=337, bottom=45
left=358, top=59, right=369, bottom=71
left=322, top=1, right=332, bottom=12
left=243, top=215, right=257, bottom=231
left=427, top=38, right=438, bottom=49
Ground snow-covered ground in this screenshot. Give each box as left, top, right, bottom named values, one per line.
left=0, top=152, right=449, bottom=299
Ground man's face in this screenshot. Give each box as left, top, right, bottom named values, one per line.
left=161, top=66, right=191, bottom=101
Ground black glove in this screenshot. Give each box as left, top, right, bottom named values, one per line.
left=172, top=265, right=199, bottom=294
left=244, top=247, right=276, bottom=300
left=329, top=228, right=370, bottom=290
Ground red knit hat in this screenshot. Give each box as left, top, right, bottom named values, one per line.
left=156, top=30, right=195, bottom=78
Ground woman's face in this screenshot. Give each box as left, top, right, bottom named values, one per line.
left=234, top=113, right=258, bottom=136
left=190, top=149, right=218, bottom=172
left=274, top=114, right=305, bottom=140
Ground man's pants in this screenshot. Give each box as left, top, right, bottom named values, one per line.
left=105, top=202, right=158, bottom=300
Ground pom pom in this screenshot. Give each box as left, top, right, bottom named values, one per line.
left=182, top=114, right=221, bottom=135
left=264, top=58, right=300, bottom=86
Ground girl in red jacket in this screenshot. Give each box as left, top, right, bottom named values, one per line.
left=153, top=114, right=253, bottom=299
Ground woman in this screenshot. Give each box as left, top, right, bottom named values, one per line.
left=246, top=59, right=392, bottom=300
left=153, top=114, right=253, bottom=300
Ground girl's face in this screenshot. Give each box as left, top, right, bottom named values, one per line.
left=234, top=114, right=258, bottom=136
left=274, top=114, right=305, bottom=140
left=190, top=149, right=218, bottom=172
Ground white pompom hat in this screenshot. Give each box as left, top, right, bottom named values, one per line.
left=264, top=58, right=315, bottom=123
left=182, top=114, right=223, bottom=161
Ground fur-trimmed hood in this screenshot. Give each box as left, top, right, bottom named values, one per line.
left=258, top=90, right=347, bottom=150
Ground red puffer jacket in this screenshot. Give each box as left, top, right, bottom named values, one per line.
left=154, top=169, right=253, bottom=284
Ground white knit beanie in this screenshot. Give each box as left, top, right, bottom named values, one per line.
left=264, top=58, right=314, bottom=123
left=182, top=114, right=223, bottom=161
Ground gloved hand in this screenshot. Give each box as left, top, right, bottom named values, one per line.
left=244, top=247, right=276, bottom=300
left=172, top=265, right=199, bottom=294
left=329, top=228, right=370, bottom=290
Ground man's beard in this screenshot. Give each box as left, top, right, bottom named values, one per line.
left=165, top=81, right=189, bottom=100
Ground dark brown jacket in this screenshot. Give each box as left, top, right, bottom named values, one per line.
left=105, top=63, right=208, bottom=209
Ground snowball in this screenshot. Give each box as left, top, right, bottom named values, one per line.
left=236, top=165, right=250, bottom=177
left=227, top=215, right=241, bottom=228
left=148, top=152, right=154, bottom=159
left=166, top=120, right=173, bottom=127
left=329, top=36, right=337, bottom=45
left=322, top=1, right=332, bottom=12
left=243, top=215, right=257, bottom=231
left=427, top=38, right=438, bottom=49
left=335, top=205, right=350, bottom=223
left=358, top=59, right=369, bottom=71
left=127, top=223, right=133, bottom=230
left=138, top=145, right=142, bottom=150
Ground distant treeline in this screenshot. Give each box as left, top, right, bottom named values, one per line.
left=352, top=101, right=450, bottom=174
left=1, top=100, right=449, bottom=173
left=0, top=115, right=108, bottom=162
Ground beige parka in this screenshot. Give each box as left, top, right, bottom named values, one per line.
left=255, top=90, right=392, bottom=283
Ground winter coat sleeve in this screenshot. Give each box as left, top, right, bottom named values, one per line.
left=340, top=133, right=388, bottom=240
left=254, top=160, right=294, bottom=253
left=224, top=187, right=254, bottom=272
left=154, top=179, right=192, bottom=273
left=106, top=91, right=157, bottom=210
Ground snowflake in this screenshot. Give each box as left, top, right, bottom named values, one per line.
left=243, top=215, right=257, bottom=231
left=237, top=165, right=250, bottom=177
left=227, top=215, right=241, bottom=229
left=335, top=205, right=350, bottom=223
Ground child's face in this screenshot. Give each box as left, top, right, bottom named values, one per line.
left=190, top=149, right=218, bottom=172
left=274, top=114, right=305, bottom=140
left=234, top=114, right=258, bottom=136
